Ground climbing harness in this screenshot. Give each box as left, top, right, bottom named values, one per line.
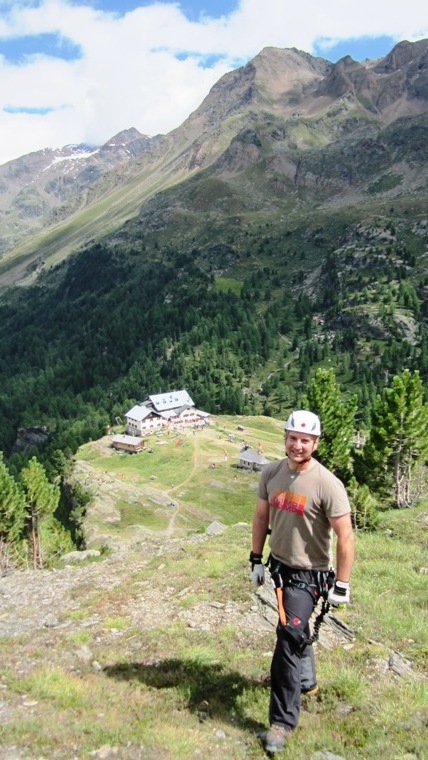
left=269, top=560, right=335, bottom=646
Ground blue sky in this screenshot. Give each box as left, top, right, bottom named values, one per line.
left=94, top=0, right=239, bottom=17
left=0, top=0, right=427, bottom=165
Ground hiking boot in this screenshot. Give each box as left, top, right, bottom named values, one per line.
left=302, top=684, right=319, bottom=697
left=263, top=724, right=292, bottom=753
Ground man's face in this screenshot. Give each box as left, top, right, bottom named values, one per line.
left=285, top=431, right=319, bottom=464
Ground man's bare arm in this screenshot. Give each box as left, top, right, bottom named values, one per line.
left=329, top=513, right=355, bottom=583
left=252, top=497, right=270, bottom=556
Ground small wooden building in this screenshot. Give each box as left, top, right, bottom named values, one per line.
left=238, top=446, right=269, bottom=471
left=111, top=434, right=146, bottom=454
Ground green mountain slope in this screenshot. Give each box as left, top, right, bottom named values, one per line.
left=0, top=40, right=427, bottom=457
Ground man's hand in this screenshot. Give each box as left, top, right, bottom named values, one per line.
left=251, top=563, right=265, bottom=586
left=249, top=551, right=265, bottom=587
left=328, top=580, right=350, bottom=606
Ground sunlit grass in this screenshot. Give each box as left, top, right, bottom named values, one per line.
left=213, top=277, right=243, bottom=295
left=7, top=667, right=87, bottom=709
left=66, top=630, right=91, bottom=645
left=351, top=506, right=428, bottom=665
left=104, top=616, right=129, bottom=632
left=115, top=499, right=170, bottom=531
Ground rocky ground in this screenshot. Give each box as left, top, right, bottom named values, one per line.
left=0, top=528, right=353, bottom=648
left=1, top=526, right=424, bottom=760
left=0, top=527, right=357, bottom=754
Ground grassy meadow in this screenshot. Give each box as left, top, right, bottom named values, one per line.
left=74, top=415, right=285, bottom=543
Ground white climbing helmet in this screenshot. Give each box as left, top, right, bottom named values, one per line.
left=285, top=410, right=321, bottom=437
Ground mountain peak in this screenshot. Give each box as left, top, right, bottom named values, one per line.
left=375, top=38, right=428, bottom=73
left=0, top=39, right=427, bottom=290
left=315, top=38, right=428, bottom=112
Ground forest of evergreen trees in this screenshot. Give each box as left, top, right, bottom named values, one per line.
left=1, top=231, right=427, bottom=459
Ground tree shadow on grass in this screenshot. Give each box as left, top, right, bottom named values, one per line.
left=104, top=657, right=268, bottom=733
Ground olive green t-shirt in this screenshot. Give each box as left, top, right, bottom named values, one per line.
left=257, top=457, right=351, bottom=571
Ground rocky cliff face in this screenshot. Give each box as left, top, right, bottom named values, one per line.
left=316, top=40, right=428, bottom=116
left=11, top=426, right=50, bottom=455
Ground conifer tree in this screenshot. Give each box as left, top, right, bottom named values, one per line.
left=302, top=368, right=357, bottom=483
left=361, top=369, right=428, bottom=508
left=22, top=457, right=60, bottom=569
left=347, top=477, right=380, bottom=531
left=0, top=453, right=26, bottom=571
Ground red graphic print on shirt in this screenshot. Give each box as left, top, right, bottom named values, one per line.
left=271, top=489, right=307, bottom=516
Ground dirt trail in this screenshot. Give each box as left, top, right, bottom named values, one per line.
left=163, top=434, right=200, bottom=536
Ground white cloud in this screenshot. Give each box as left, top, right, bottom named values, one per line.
left=0, top=0, right=427, bottom=165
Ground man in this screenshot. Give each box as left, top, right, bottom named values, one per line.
left=250, top=410, right=355, bottom=753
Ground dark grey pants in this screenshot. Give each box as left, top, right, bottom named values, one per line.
left=269, top=569, right=319, bottom=730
